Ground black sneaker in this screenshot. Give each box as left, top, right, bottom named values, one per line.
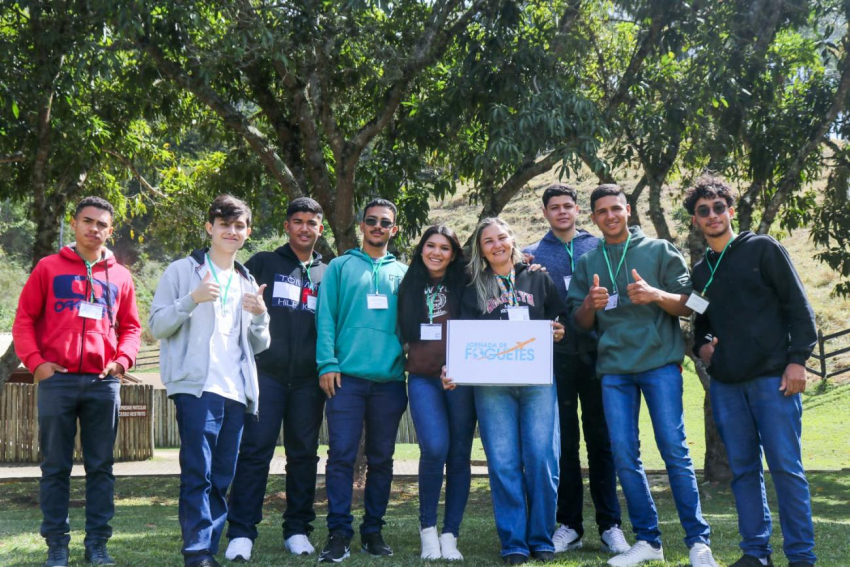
left=503, top=553, right=528, bottom=565
left=360, top=532, right=393, bottom=556
left=84, top=541, right=116, bottom=566
left=730, top=555, right=773, bottom=567
left=788, top=562, right=814, bottom=567
left=43, top=543, right=69, bottom=567
left=319, top=532, right=351, bottom=563
left=531, top=550, right=555, bottom=562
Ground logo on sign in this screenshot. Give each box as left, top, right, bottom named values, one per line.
left=464, top=338, right=536, bottom=361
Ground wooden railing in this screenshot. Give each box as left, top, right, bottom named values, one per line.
left=806, top=327, right=850, bottom=382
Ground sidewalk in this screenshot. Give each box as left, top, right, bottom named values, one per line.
left=0, top=450, right=490, bottom=480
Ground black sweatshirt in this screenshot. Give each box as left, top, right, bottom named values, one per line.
left=692, top=231, right=816, bottom=384
left=461, top=263, right=567, bottom=323
left=245, top=244, right=327, bottom=385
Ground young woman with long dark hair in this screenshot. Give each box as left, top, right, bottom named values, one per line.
left=398, top=225, right=475, bottom=561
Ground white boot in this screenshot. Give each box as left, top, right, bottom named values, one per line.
left=420, top=526, right=441, bottom=560
left=439, top=533, right=464, bottom=561
left=225, top=537, right=253, bottom=562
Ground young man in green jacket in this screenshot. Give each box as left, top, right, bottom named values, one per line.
left=315, top=198, right=408, bottom=563
left=567, top=185, right=717, bottom=567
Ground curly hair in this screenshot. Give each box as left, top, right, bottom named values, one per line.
left=683, top=175, right=736, bottom=215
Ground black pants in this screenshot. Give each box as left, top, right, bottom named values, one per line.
left=554, top=352, right=621, bottom=537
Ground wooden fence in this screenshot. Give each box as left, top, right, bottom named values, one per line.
left=0, top=383, right=154, bottom=463
left=806, top=327, right=850, bottom=382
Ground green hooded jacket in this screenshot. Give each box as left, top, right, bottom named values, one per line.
left=566, top=226, right=692, bottom=376
left=316, top=248, right=408, bottom=381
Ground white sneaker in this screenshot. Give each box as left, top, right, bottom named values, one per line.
left=439, top=532, right=463, bottom=561
left=601, top=526, right=631, bottom=554
left=285, top=534, right=315, bottom=556
left=552, top=524, right=583, bottom=553
left=607, top=541, right=664, bottom=566
left=419, top=527, right=441, bottom=560
left=225, top=537, right=253, bottom=562
left=689, top=543, right=719, bottom=567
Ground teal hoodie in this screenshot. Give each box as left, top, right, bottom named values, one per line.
left=316, top=248, right=408, bottom=381
left=566, top=226, right=692, bottom=376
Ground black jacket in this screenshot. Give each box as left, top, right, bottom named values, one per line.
left=692, top=232, right=816, bottom=384
left=461, top=263, right=567, bottom=322
left=245, top=244, right=327, bottom=384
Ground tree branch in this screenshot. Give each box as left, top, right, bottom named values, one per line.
left=104, top=149, right=165, bottom=197
left=0, top=151, right=25, bottom=164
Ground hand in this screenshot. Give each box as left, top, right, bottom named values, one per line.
left=440, top=365, right=457, bottom=391
left=320, top=372, right=342, bottom=398
left=191, top=272, right=220, bottom=304
left=34, top=362, right=67, bottom=382
left=779, top=363, right=807, bottom=396
left=523, top=253, right=535, bottom=264
left=584, top=274, right=610, bottom=311
left=528, top=263, right=547, bottom=273
left=698, top=336, right=718, bottom=365
left=552, top=321, right=565, bottom=342
left=99, top=361, right=125, bottom=379
left=626, top=269, right=660, bottom=305
left=243, top=284, right=268, bottom=316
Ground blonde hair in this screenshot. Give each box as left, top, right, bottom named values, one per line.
left=467, top=217, right=524, bottom=313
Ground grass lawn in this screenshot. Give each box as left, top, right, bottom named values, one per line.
left=0, top=472, right=848, bottom=566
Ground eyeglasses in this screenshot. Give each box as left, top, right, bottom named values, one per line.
left=695, top=202, right=728, bottom=218
left=364, top=217, right=395, bottom=229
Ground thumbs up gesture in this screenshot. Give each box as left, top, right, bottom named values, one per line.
left=585, top=273, right=610, bottom=311
left=698, top=336, right=718, bottom=365
left=626, top=269, right=659, bottom=305
left=191, top=271, right=221, bottom=304
left=243, top=283, right=268, bottom=316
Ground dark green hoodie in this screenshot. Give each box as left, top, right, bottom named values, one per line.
left=566, top=226, right=692, bottom=376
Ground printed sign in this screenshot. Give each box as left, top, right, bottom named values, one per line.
left=446, top=320, right=553, bottom=386
left=119, top=405, right=148, bottom=418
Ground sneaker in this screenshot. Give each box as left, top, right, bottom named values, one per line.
left=420, top=527, right=441, bottom=560
left=225, top=537, right=253, bottom=562
left=607, top=541, right=664, bottom=566
left=531, top=550, right=555, bottom=562
left=360, top=532, right=393, bottom=556
left=730, top=555, right=773, bottom=567
left=503, top=554, right=528, bottom=565
left=601, top=526, right=631, bottom=554
left=552, top=524, right=582, bottom=553
left=439, top=533, right=464, bottom=561
left=319, top=532, right=351, bottom=563
left=285, top=534, right=315, bottom=556
left=188, top=560, right=221, bottom=567
left=43, top=543, right=69, bottom=567
left=84, top=541, right=116, bottom=566
left=689, top=543, right=718, bottom=567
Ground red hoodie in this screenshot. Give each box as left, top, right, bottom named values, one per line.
left=13, top=245, right=142, bottom=375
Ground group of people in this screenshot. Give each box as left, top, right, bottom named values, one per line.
left=11, top=175, right=818, bottom=567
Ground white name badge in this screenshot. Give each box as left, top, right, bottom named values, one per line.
left=78, top=301, right=104, bottom=320
left=306, top=295, right=317, bottom=310
left=605, top=293, right=619, bottom=311
left=420, top=324, right=442, bottom=341
left=367, top=294, right=389, bottom=310
left=686, top=291, right=710, bottom=314
left=273, top=281, right=301, bottom=302
left=507, top=306, right=530, bottom=321
left=563, top=276, right=572, bottom=290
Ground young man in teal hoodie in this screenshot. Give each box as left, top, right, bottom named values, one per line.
left=567, top=185, right=717, bottom=567
left=315, top=198, right=408, bottom=563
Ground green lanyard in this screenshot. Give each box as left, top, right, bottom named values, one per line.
left=601, top=232, right=632, bottom=294
left=496, top=270, right=519, bottom=307
left=702, top=234, right=736, bottom=294
left=83, top=259, right=97, bottom=302
left=301, top=261, right=313, bottom=288
left=560, top=238, right=575, bottom=272
left=206, top=253, right=235, bottom=310
left=370, top=257, right=383, bottom=294
left=425, top=281, right=443, bottom=324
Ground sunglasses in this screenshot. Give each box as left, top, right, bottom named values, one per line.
left=695, top=202, right=728, bottom=218
left=363, top=217, right=395, bottom=229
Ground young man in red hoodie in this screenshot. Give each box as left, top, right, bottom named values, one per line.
left=13, top=196, right=141, bottom=567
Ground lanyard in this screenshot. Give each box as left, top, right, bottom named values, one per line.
left=83, top=259, right=97, bottom=302
left=425, top=285, right=438, bottom=323
left=702, top=234, right=736, bottom=294
left=496, top=268, right=519, bottom=307
left=370, top=257, right=383, bottom=294
left=601, top=232, right=632, bottom=294
left=301, top=261, right=313, bottom=287
left=560, top=238, right=575, bottom=272
left=206, top=253, right=235, bottom=310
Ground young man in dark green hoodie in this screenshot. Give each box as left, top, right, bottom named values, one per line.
left=567, top=185, right=717, bottom=567
left=315, top=198, right=408, bottom=563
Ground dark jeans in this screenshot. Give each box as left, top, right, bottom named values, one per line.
left=227, top=372, right=326, bottom=541
left=174, top=392, right=244, bottom=565
left=324, top=375, right=408, bottom=539
left=407, top=374, right=477, bottom=536
left=38, top=373, right=120, bottom=546
left=711, top=377, right=816, bottom=564
left=554, top=352, right=621, bottom=537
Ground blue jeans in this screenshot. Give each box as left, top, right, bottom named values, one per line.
left=408, top=374, right=477, bottom=536
left=324, top=375, right=408, bottom=538
left=174, top=392, right=245, bottom=565
left=710, top=377, right=816, bottom=564
left=37, top=373, right=120, bottom=546
left=227, top=372, right=326, bottom=541
left=601, top=364, right=710, bottom=548
left=475, top=384, right=559, bottom=557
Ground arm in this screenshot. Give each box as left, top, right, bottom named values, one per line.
left=12, top=262, right=53, bottom=374
left=627, top=243, right=693, bottom=317
left=316, top=261, right=342, bottom=396
left=148, top=263, right=199, bottom=340
left=245, top=279, right=271, bottom=355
